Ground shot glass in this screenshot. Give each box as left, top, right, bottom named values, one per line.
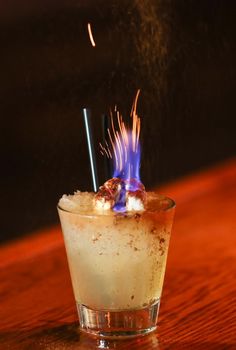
left=58, top=193, right=175, bottom=338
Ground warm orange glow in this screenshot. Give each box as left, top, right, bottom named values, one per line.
left=87, top=23, right=96, bottom=47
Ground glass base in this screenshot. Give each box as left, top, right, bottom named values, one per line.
left=76, top=299, right=160, bottom=339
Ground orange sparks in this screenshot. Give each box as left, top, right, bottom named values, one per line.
left=100, top=90, right=141, bottom=172
left=131, top=89, right=140, bottom=152
left=87, top=23, right=96, bottom=47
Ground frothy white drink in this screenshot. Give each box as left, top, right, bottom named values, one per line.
left=58, top=191, right=174, bottom=310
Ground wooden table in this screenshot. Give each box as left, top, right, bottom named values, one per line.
left=1, top=159, right=236, bottom=349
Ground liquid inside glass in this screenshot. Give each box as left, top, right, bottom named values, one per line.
left=58, top=192, right=175, bottom=338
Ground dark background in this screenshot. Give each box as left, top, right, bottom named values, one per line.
left=0, top=0, right=235, bottom=243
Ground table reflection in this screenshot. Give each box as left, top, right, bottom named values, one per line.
left=22, top=323, right=161, bottom=349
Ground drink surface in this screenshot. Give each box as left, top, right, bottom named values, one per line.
left=58, top=192, right=174, bottom=310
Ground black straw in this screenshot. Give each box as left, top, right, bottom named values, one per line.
left=82, top=108, right=99, bottom=192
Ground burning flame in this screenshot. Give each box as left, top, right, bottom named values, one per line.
left=100, top=90, right=142, bottom=189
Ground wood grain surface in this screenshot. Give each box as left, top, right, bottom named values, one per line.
left=1, top=159, right=236, bottom=349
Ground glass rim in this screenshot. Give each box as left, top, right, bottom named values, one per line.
left=57, top=192, right=175, bottom=217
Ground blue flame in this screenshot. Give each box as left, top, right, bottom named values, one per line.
left=112, top=132, right=141, bottom=184
left=100, top=90, right=142, bottom=213
left=113, top=181, right=127, bottom=213
left=112, top=132, right=142, bottom=212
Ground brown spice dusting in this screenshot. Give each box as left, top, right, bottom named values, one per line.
left=127, top=239, right=134, bottom=248
left=127, top=184, right=147, bottom=206
left=104, top=177, right=123, bottom=193
left=114, top=213, right=128, bottom=225
left=157, top=236, right=166, bottom=255
left=92, top=233, right=102, bottom=243
left=134, top=213, right=141, bottom=221
left=94, top=186, right=115, bottom=208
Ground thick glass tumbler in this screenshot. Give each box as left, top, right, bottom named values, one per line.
left=58, top=193, right=175, bottom=338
